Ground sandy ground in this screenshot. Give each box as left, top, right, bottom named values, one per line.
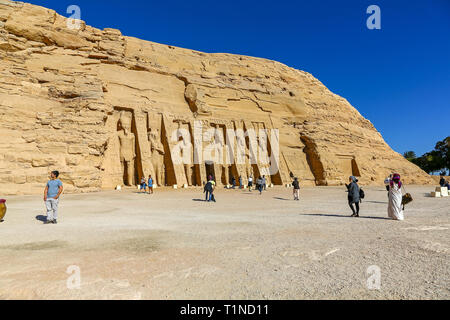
left=0, top=185, right=448, bottom=300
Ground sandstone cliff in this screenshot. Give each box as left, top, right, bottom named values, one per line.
left=0, top=0, right=433, bottom=195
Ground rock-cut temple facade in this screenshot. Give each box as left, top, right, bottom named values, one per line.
left=0, top=0, right=433, bottom=195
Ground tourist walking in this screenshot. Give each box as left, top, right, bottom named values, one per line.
left=139, top=177, right=147, bottom=193
left=262, top=175, right=267, bottom=190
left=204, top=177, right=216, bottom=202
left=292, top=177, right=300, bottom=200
left=345, top=176, right=360, bottom=217
left=256, top=176, right=263, bottom=195
left=248, top=175, right=253, bottom=191
left=231, top=176, right=236, bottom=189
left=43, top=170, right=63, bottom=224
left=148, top=175, right=153, bottom=194
left=239, top=175, right=243, bottom=189
left=388, top=173, right=404, bottom=221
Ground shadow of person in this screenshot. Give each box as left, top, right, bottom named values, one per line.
left=273, top=197, right=290, bottom=201
left=192, top=199, right=206, bottom=202
left=35, top=215, right=47, bottom=222
left=300, top=213, right=391, bottom=220
left=364, top=201, right=388, bottom=204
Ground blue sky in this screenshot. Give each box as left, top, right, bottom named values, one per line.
left=21, top=0, right=450, bottom=156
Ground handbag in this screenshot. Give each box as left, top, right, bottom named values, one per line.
left=401, top=185, right=413, bottom=210
left=0, top=199, right=6, bottom=221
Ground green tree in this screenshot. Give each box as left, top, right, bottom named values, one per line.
left=409, top=137, right=449, bottom=174
left=434, top=136, right=449, bottom=173
left=403, top=151, right=416, bottom=160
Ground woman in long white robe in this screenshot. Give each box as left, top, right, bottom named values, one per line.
left=388, top=181, right=404, bottom=221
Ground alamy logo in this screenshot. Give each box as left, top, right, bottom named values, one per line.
left=366, top=265, right=381, bottom=290
left=66, top=5, right=82, bottom=30
left=366, top=5, right=381, bottom=30
left=66, top=265, right=81, bottom=289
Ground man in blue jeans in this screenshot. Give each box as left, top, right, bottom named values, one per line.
left=204, top=178, right=216, bottom=202
left=43, top=171, right=63, bottom=224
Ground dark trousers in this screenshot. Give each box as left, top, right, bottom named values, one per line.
left=205, top=191, right=211, bottom=201
left=349, top=201, right=360, bottom=215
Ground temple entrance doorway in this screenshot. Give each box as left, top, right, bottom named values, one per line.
left=205, top=161, right=215, bottom=181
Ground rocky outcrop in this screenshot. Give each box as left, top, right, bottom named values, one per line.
left=0, top=0, right=433, bottom=195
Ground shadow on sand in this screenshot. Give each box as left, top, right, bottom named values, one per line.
left=192, top=199, right=206, bottom=202
left=300, top=213, right=391, bottom=220
left=363, top=200, right=388, bottom=204
left=273, top=197, right=291, bottom=201
left=35, top=215, right=47, bottom=222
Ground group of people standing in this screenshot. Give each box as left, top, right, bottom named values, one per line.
left=203, top=174, right=269, bottom=202
left=237, top=175, right=267, bottom=194
left=229, top=175, right=268, bottom=194
left=139, top=175, right=154, bottom=194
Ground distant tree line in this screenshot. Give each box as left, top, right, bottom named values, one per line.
left=403, top=136, right=450, bottom=175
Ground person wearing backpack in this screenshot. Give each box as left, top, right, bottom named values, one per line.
left=204, top=177, right=216, bottom=202
left=292, top=177, right=300, bottom=200
left=345, top=176, right=360, bottom=217
left=359, top=187, right=365, bottom=203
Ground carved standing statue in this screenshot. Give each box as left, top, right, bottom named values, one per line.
left=178, top=122, right=194, bottom=186
left=148, top=127, right=165, bottom=186
left=117, top=112, right=136, bottom=186
left=184, top=164, right=193, bottom=185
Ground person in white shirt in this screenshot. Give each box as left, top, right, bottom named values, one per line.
left=248, top=175, right=253, bottom=192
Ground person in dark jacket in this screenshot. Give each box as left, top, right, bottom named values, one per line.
left=256, top=177, right=263, bottom=194
left=439, top=175, right=446, bottom=187
left=439, top=174, right=445, bottom=187
left=203, top=177, right=216, bottom=202
left=345, top=176, right=360, bottom=217
left=439, top=175, right=450, bottom=189
left=231, top=176, right=236, bottom=189
left=292, top=177, right=300, bottom=200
